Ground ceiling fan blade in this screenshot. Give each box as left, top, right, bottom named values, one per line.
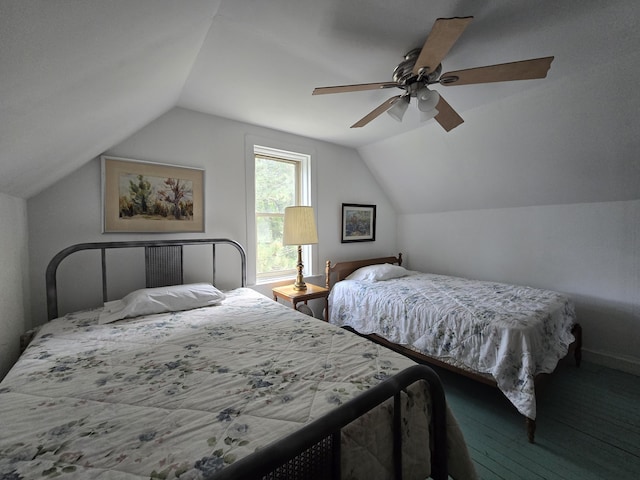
left=434, top=95, right=463, bottom=132
left=351, top=95, right=402, bottom=128
left=412, top=17, right=473, bottom=76
left=313, top=82, right=397, bottom=95
left=439, top=56, right=554, bottom=86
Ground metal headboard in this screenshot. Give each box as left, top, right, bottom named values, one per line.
left=45, top=238, right=247, bottom=320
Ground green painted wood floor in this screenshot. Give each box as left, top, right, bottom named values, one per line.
left=437, top=360, right=640, bottom=479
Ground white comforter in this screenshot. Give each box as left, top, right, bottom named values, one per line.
left=1, top=288, right=476, bottom=480
left=329, top=272, right=577, bottom=420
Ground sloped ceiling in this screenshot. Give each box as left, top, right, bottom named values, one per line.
left=0, top=0, right=220, bottom=199
left=1, top=0, right=638, bottom=211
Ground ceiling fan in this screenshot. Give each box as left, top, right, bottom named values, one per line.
left=312, top=16, right=553, bottom=132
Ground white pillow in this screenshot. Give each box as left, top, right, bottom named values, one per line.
left=98, top=282, right=225, bottom=324
left=346, top=263, right=408, bottom=282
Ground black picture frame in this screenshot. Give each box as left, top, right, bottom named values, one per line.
left=341, top=203, right=376, bottom=243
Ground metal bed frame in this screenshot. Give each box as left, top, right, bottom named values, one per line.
left=46, top=238, right=246, bottom=321
left=44, top=238, right=449, bottom=479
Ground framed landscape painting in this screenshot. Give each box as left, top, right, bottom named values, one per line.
left=341, top=203, right=376, bottom=243
left=102, top=156, right=204, bottom=233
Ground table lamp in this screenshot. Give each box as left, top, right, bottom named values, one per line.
left=283, top=206, right=318, bottom=291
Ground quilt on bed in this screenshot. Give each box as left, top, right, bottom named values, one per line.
left=329, top=272, right=577, bottom=420
left=0, top=287, right=475, bottom=480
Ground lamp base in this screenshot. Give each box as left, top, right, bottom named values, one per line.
left=292, top=244, right=307, bottom=291
left=292, top=281, right=307, bottom=291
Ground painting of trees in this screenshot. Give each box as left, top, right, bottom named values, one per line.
left=118, top=173, right=193, bottom=221
left=129, top=174, right=152, bottom=215
left=103, top=157, right=203, bottom=233
left=158, top=178, right=189, bottom=220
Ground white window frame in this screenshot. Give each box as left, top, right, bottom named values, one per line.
left=245, top=137, right=316, bottom=286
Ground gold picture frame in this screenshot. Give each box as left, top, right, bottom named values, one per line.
left=102, top=156, right=204, bottom=233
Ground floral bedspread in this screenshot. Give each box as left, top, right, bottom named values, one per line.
left=0, top=288, right=476, bottom=480
left=329, top=272, right=577, bottom=420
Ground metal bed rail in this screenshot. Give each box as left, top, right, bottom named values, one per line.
left=45, top=238, right=247, bottom=320
left=214, top=364, right=448, bottom=480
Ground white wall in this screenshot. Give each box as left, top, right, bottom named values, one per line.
left=399, top=200, right=640, bottom=374
left=356, top=31, right=639, bottom=375
left=0, top=193, right=29, bottom=379
left=27, top=107, right=397, bottom=324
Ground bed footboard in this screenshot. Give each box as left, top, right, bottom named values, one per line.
left=213, top=364, right=448, bottom=480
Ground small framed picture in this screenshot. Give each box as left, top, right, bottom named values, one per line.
left=341, top=203, right=376, bottom=243
left=102, top=156, right=204, bottom=233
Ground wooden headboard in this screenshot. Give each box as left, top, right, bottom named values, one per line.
left=45, top=238, right=246, bottom=320
left=325, top=253, right=403, bottom=289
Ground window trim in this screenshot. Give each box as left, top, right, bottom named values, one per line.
left=245, top=137, right=317, bottom=286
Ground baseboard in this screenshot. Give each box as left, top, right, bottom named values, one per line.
left=582, top=349, right=640, bottom=376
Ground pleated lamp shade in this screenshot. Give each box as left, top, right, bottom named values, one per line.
left=283, top=206, right=318, bottom=245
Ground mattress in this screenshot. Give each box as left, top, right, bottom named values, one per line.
left=0, top=287, right=476, bottom=479
left=329, top=271, right=577, bottom=419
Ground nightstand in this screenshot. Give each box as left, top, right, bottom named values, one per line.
left=272, top=283, right=329, bottom=321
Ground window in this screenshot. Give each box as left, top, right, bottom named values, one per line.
left=253, top=145, right=312, bottom=282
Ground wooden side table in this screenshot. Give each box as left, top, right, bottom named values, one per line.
left=272, top=283, right=330, bottom=321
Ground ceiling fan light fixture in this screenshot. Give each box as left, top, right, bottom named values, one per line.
left=387, top=96, right=410, bottom=122
left=420, top=108, right=439, bottom=122
left=417, top=87, right=440, bottom=113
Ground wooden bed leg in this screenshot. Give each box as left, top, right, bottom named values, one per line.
left=526, top=417, right=536, bottom=443
left=572, top=323, right=583, bottom=367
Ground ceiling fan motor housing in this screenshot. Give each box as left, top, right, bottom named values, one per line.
left=393, top=48, right=441, bottom=96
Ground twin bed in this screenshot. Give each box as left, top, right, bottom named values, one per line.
left=326, top=254, right=581, bottom=443
left=0, top=239, right=477, bottom=480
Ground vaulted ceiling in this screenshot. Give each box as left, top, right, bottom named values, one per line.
left=1, top=0, right=638, bottom=211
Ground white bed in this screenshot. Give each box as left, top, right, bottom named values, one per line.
left=326, top=257, right=581, bottom=442
left=0, top=240, right=477, bottom=480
